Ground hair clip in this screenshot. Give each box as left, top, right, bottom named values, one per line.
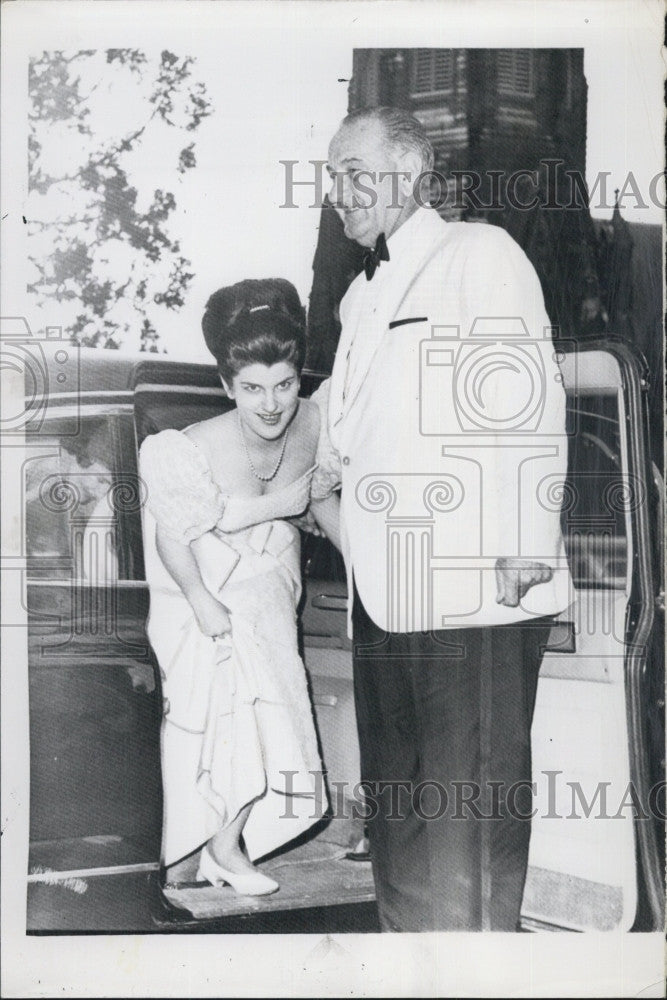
left=248, top=304, right=271, bottom=313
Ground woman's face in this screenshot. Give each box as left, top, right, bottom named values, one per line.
left=224, top=361, right=300, bottom=441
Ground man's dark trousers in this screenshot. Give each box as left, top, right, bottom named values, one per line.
left=352, top=586, right=552, bottom=932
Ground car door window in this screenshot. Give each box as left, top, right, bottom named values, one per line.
left=25, top=416, right=123, bottom=582
left=563, top=391, right=631, bottom=590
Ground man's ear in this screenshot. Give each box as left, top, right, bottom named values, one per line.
left=400, top=149, right=422, bottom=198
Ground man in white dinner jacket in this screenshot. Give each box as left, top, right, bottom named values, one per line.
left=321, top=107, right=573, bottom=931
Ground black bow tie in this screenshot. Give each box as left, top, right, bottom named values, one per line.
left=363, top=232, right=390, bottom=281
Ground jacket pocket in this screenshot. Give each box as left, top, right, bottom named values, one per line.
left=388, top=316, right=428, bottom=330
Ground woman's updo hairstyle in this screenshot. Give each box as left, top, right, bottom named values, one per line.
left=202, top=278, right=306, bottom=385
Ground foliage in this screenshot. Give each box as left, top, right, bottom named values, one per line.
left=27, top=49, right=213, bottom=351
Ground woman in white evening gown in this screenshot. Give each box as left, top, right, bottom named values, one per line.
left=139, top=279, right=340, bottom=897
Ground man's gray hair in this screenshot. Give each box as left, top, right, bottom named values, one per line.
left=342, top=106, right=435, bottom=174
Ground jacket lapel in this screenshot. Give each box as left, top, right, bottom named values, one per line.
left=332, top=215, right=449, bottom=426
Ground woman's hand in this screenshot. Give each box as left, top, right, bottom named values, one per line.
left=192, top=591, right=232, bottom=639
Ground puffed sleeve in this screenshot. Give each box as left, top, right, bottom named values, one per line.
left=139, top=429, right=226, bottom=544
left=309, top=379, right=342, bottom=501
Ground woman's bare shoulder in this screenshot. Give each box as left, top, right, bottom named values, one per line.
left=184, top=410, right=237, bottom=447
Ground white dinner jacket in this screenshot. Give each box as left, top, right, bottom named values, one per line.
left=327, top=207, right=573, bottom=633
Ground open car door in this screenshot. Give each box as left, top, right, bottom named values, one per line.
left=521, top=339, right=664, bottom=931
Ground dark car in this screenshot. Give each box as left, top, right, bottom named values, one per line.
left=16, top=324, right=663, bottom=932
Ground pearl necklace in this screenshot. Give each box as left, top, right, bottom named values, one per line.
left=237, top=412, right=289, bottom=482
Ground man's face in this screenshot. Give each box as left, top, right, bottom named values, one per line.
left=327, top=119, right=411, bottom=248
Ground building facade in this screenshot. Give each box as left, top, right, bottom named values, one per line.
left=306, top=48, right=624, bottom=372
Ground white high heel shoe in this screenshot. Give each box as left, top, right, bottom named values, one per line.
left=195, top=846, right=279, bottom=896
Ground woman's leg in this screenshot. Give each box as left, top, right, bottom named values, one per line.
left=206, top=802, right=258, bottom=874
left=197, top=799, right=279, bottom=895
left=163, top=802, right=260, bottom=883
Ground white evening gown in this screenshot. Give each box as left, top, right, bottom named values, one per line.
left=140, top=428, right=331, bottom=867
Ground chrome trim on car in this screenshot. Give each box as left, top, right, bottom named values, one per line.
left=29, top=404, right=134, bottom=419
left=27, top=579, right=148, bottom=587
left=28, top=861, right=159, bottom=882
left=45, top=391, right=134, bottom=402
left=134, top=383, right=226, bottom=395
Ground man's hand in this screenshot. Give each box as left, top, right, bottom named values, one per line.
left=287, top=508, right=324, bottom=537
left=495, top=557, right=553, bottom=607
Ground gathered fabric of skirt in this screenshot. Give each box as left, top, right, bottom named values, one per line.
left=145, top=517, right=325, bottom=867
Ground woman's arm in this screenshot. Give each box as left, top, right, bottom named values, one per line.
left=156, top=526, right=231, bottom=637
left=310, top=492, right=342, bottom=552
